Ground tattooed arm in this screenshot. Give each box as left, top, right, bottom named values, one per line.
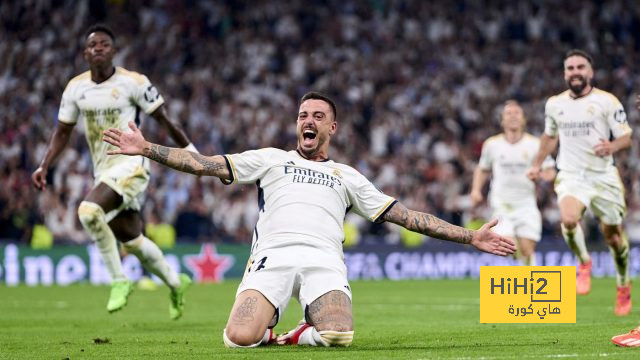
left=103, top=121, right=230, bottom=180
left=382, top=202, right=517, bottom=256
left=144, top=143, right=229, bottom=178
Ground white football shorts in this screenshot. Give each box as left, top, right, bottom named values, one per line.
left=491, top=203, right=542, bottom=242
left=236, top=245, right=352, bottom=326
left=94, top=157, right=150, bottom=222
left=554, top=168, right=626, bottom=225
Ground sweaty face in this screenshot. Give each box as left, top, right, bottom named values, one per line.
left=296, top=99, right=336, bottom=158
left=501, top=103, right=525, bottom=131
left=84, top=32, right=115, bottom=67
left=564, top=55, right=593, bottom=96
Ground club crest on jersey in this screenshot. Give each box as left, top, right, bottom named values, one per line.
left=111, top=88, right=120, bottom=100
left=332, top=169, right=343, bottom=179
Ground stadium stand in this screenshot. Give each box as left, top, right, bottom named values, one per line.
left=1, top=0, right=639, bottom=245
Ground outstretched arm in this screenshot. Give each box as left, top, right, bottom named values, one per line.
left=382, top=202, right=516, bottom=256
left=103, top=121, right=230, bottom=179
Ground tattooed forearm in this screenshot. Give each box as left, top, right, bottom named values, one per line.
left=145, top=144, right=170, bottom=164
left=189, top=152, right=226, bottom=174
left=383, top=203, right=473, bottom=244
left=142, top=143, right=229, bottom=178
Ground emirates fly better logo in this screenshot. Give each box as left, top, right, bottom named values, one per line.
left=480, top=266, right=576, bottom=323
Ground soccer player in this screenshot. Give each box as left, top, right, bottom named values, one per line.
left=470, top=100, right=556, bottom=266
left=611, top=94, right=640, bottom=346
left=103, top=91, right=517, bottom=347
left=527, top=49, right=632, bottom=316
left=31, top=24, right=193, bottom=319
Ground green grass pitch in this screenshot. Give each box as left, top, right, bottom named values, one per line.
left=1, top=278, right=638, bottom=359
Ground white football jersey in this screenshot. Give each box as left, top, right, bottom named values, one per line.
left=544, top=88, right=632, bottom=173
left=58, top=67, right=164, bottom=176
left=223, top=148, right=397, bottom=254
left=479, top=133, right=554, bottom=207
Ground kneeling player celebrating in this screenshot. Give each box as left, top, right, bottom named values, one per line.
left=103, top=92, right=516, bottom=347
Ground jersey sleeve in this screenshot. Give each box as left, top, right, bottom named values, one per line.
left=222, top=148, right=276, bottom=185
left=477, top=139, right=493, bottom=170
left=543, top=99, right=558, bottom=137
left=606, top=97, right=632, bottom=138
left=57, top=83, right=79, bottom=125
left=347, top=170, right=397, bottom=223
left=132, top=74, right=165, bottom=115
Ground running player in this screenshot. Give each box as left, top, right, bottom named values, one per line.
left=32, top=24, right=194, bottom=319
left=611, top=94, right=640, bottom=345
left=471, top=100, right=556, bottom=266
left=527, top=49, right=632, bottom=316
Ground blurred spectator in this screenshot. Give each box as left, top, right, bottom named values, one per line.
left=2, top=0, right=639, bottom=245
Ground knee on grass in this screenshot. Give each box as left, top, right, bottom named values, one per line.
left=223, top=328, right=270, bottom=348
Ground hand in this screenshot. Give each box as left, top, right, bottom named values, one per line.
left=470, top=219, right=517, bottom=256
left=526, top=165, right=541, bottom=181
left=31, top=166, right=48, bottom=190
left=593, top=138, right=612, bottom=157
left=470, top=190, right=484, bottom=207
left=103, top=121, right=148, bottom=156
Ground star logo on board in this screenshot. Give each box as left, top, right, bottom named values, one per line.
left=184, top=244, right=234, bottom=283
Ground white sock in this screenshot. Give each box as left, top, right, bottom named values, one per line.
left=609, top=233, right=630, bottom=286
left=123, top=235, right=180, bottom=289
left=78, top=201, right=126, bottom=282
left=561, top=224, right=590, bottom=264
left=297, top=326, right=328, bottom=346
left=260, top=328, right=273, bottom=345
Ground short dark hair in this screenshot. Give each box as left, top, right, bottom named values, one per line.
left=564, top=49, right=593, bottom=66
left=300, top=92, right=337, bottom=121
left=85, top=23, right=116, bottom=43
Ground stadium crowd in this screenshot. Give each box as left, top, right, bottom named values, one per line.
left=2, top=0, right=640, bottom=245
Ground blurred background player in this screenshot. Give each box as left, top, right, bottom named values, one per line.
left=31, top=24, right=194, bottom=319
left=102, top=92, right=516, bottom=348
left=470, top=100, right=556, bottom=266
left=611, top=94, right=640, bottom=346
left=527, top=49, right=632, bottom=316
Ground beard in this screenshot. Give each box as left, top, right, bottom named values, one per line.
left=567, top=75, right=588, bottom=95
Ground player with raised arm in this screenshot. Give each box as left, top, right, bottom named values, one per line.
left=471, top=100, right=556, bottom=266
left=31, top=24, right=194, bottom=319
left=103, top=91, right=517, bottom=347
left=527, top=49, right=632, bottom=316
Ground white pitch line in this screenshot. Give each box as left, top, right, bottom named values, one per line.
left=449, top=352, right=626, bottom=360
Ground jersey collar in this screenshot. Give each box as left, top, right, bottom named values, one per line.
left=295, top=149, right=330, bottom=162
left=568, top=86, right=593, bottom=100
